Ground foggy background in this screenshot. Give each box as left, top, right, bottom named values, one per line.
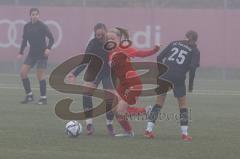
left=0, top=0, right=240, bottom=80
left=1, top=0, right=240, bottom=8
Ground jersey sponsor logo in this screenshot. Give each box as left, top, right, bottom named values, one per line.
left=0, top=19, right=62, bottom=49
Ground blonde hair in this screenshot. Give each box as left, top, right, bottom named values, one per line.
left=109, top=27, right=130, bottom=40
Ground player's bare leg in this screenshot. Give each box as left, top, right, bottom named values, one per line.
left=125, top=85, right=146, bottom=115
left=82, top=82, right=116, bottom=136
left=104, top=89, right=116, bottom=136
left=20, top=64, right=33, bottom=104
left=145, top=94, right=166, bottom=138
left=66, top=71, right=97, bottom=135
left=82, top=81, right=97, bottom=135
left=114, top=97, right=134, bottom=137
left=36, top=68, right=47, bottom=105
left=177, top=96, right=192, bottom=141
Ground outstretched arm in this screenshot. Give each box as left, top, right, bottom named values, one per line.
left=134, top=45, right=160, bottom=57
left=72, top=64, right=87, bottom=77
left=71, top=40, right=96, bottom=77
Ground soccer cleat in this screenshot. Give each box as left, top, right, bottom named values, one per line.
left=144, top=130, right=155, bottom=139
left=181, top=134, right=192, bottom=141
left=107, top=124, right=115, bottom=136
left=115, top=131, right=134, bottom=137
left=21, top=94, right=34, bottom=104
left=37, top=98, right=47, bottom=105
left=86, top=124, right=94, bottom=136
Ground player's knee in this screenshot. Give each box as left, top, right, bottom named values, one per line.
left=116, top=107, right=127, bottom=114
left=82, top=82, right=96, bottom=94
left=36, top=72, right=45, bottom=81
left=116, top=101, right=128, bottom=114
left=156, top=95, right=166, bottom=105
left=179, top=104, right=188, bottom=109
left=37, top=76, right=45, bottom=81
left=178, top=96, right=187, bottom=108
left=82, top=88, right=95, bottom=95
left=20, top=70, right=28, bottom=79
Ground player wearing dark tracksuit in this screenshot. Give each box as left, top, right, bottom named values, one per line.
left=18, top=8, right=54, bottom=105
left=158, top=40, right=200, bottom=97
left=68, top=23, right=115, bottom=136
left=145, top=30, right=200, bottom=141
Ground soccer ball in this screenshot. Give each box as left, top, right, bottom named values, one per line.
left=65, top=120, right=82, bottom=137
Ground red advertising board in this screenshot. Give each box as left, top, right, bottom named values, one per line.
left=0, top=6, right=239, bottom=68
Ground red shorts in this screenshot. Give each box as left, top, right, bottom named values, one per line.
left=116, top=71, right=142, bottom=105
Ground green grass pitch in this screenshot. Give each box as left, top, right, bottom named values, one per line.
left=0, top=74, right=239, bottom=159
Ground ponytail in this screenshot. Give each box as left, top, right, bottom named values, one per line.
left=115, top=27, right=130, bottom=40
left=185, top=30, right=198, bottom=45
left=115, top=27, right=132, bottom=49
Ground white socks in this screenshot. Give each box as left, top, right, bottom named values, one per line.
left=146, top=123, right=189, bottom=135
left=146, top=122, right=155, bottom=132
left=106, top=120, right=113, bottom=125
left=86, top=119, right=93, bottom=125
left=86, top=119, right=113, bottom=126
left=181, top=126, right=188, bottom=136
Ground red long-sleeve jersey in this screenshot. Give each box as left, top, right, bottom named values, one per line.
left=110, top=46, right=159, bottom=104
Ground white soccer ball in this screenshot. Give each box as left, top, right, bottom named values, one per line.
left=65, top=120, right=82, bottom=137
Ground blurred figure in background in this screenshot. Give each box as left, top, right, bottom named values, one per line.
left=18, top=8, right=54, bottom=105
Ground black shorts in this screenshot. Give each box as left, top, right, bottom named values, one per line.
left=24, top=55, right=48, bottom=69
left=158, top=73, right=186, bottom=98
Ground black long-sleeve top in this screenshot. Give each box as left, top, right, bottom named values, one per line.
left=72, top=38, right=109, bottom=77
left=157, top=40, right=200, bottom=91
left=19, top=20, right=54, bottom=57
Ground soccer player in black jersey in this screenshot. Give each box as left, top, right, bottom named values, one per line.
left=18, top=8, right=54, bottom=105
left=144, top=30, right=200, bottom=141
left=67, top=23, right=115, bottom=136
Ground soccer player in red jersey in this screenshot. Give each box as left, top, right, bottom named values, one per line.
left=104, top=27, right=160, bottom=136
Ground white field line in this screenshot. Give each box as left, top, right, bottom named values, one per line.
left=0, top=84, right=240, bottom=96
left=0, top=73, right=240, bottom=81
